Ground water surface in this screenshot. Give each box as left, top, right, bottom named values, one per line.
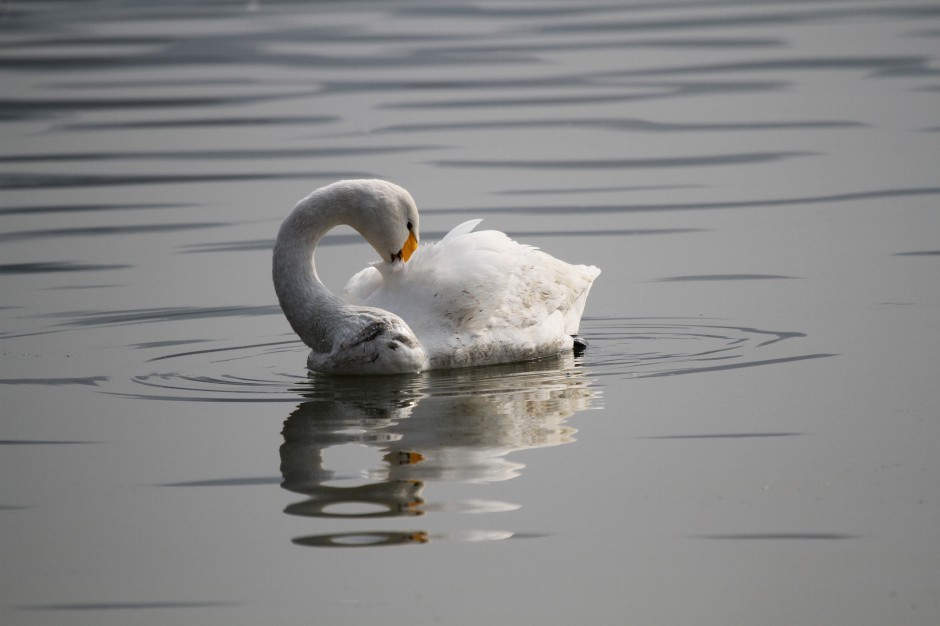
left=2, top=1, right=939, bottom=625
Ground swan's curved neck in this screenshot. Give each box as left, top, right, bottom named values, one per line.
left=272, top=195, right=349, bottom=353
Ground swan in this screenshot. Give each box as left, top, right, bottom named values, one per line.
left=272, top=179, right=600, bottom=374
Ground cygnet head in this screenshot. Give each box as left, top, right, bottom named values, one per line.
left=328, top=179, right=420, bottom=263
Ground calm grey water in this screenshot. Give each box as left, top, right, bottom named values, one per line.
left=2, top=1, right=939, bottom=624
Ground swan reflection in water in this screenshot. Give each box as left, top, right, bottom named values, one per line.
left=280, top=353, right=599, bottom=547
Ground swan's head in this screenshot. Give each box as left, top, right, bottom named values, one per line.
left=332, top=179, right=420, bottom=264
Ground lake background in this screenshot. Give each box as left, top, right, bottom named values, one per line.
left=2, top=1, right=939, bottom=624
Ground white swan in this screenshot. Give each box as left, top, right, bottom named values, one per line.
left=272, top=179, right=600, bottom=374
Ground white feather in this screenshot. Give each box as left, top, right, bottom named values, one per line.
left=343, top=220, right=600, bottom=371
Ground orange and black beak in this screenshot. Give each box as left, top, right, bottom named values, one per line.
left=399, top=229, right=418, bottom=262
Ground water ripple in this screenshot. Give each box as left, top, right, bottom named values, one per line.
left=360, top=116, right=864, bottom=136
left=56, top=115, right=339, bottom=131
left=116, top=317, right=828, bottom=402
left=422, top=186, right=940, bottom=216
left=433, top=151, right=814, bottom=170
left=0, top=262, right=130, bottom=274
left=0, top=171, right=370, bottom=190
left=580, top=318, right=833, bottom=380
left=0, top=145, right=440, bottom=164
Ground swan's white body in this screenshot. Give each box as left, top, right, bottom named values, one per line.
left=273, top=180, right=600, bottom=375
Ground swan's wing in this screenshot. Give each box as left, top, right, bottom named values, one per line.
left=342, top=265, right=383, bottom=305
left=420, top=225, right=600, bottom=336
left=365, top=224, right=600, bottom=342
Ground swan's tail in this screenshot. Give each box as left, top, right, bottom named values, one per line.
left=564, top=265, right=601, bottom=335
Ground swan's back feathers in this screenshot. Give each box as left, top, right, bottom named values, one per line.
left=342, top=220, right=600, bottom=368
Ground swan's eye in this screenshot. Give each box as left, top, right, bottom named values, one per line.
left=406, top=221, right=413, bottom=231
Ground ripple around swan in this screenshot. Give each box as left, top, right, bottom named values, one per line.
left=581, top=317, right=834, bottom=379
left=121, top=317, right=830, bottom=403
left=125, top=340, right=593, bottom=404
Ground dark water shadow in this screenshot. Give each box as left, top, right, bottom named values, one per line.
left=653, top=274, right=797, bottom=282
left=637, top=353, right=834, bottom=379
left=644, top=433, right=802, bottom=440
left=412, top=36, right=786, bottom=60
left=0, top=262, right=130, bottom=274
left=422, top=186, right=940, bottom=217
left=381, top=79, right=784, bottom=109
left=359, top=117, right=864, bottom=136
left=692, top=533, right=858, bottom=540
left=432, top=151, right=814, bottom=170
left=496, top=184, right=707, bottom=195
left=4, top=305, right=282, bottom=340
left=0, top=91, right=318, bottom=121
left=0, top=145, right=441, bottom=164
left=0, top=26, right=512, bottom=76
left=131, top=339, right=214, bottom=350
left=0, top=223, right=228, bottom=243
left=531, top=5, right=940, bottom=36
left=42, top=284, right=120, bottom=291
left=893, top=250, right=940, bottom=256
left=0, top=439, right=101, bottom=445
left=42, top=305, right=282, bottom=328
left=160, top=477, right=280, bottom=487
left=0, top=377, right=108, bottom=387
left=604, top=55, right=937, bottom=79
left=56, top=115, right=340, bottom=131
left=0, top=171, right=371, bottom=190
left=17, top=601, right=241, bottom=612
left=0, top=203, right=193, bottom=216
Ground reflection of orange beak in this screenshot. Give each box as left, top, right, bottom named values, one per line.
left=401, top=230, right=418, bottom=262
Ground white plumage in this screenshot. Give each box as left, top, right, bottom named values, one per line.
left=272, top=180, right=600, bottom=375
left=344, top=219, right=599, bottom=370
